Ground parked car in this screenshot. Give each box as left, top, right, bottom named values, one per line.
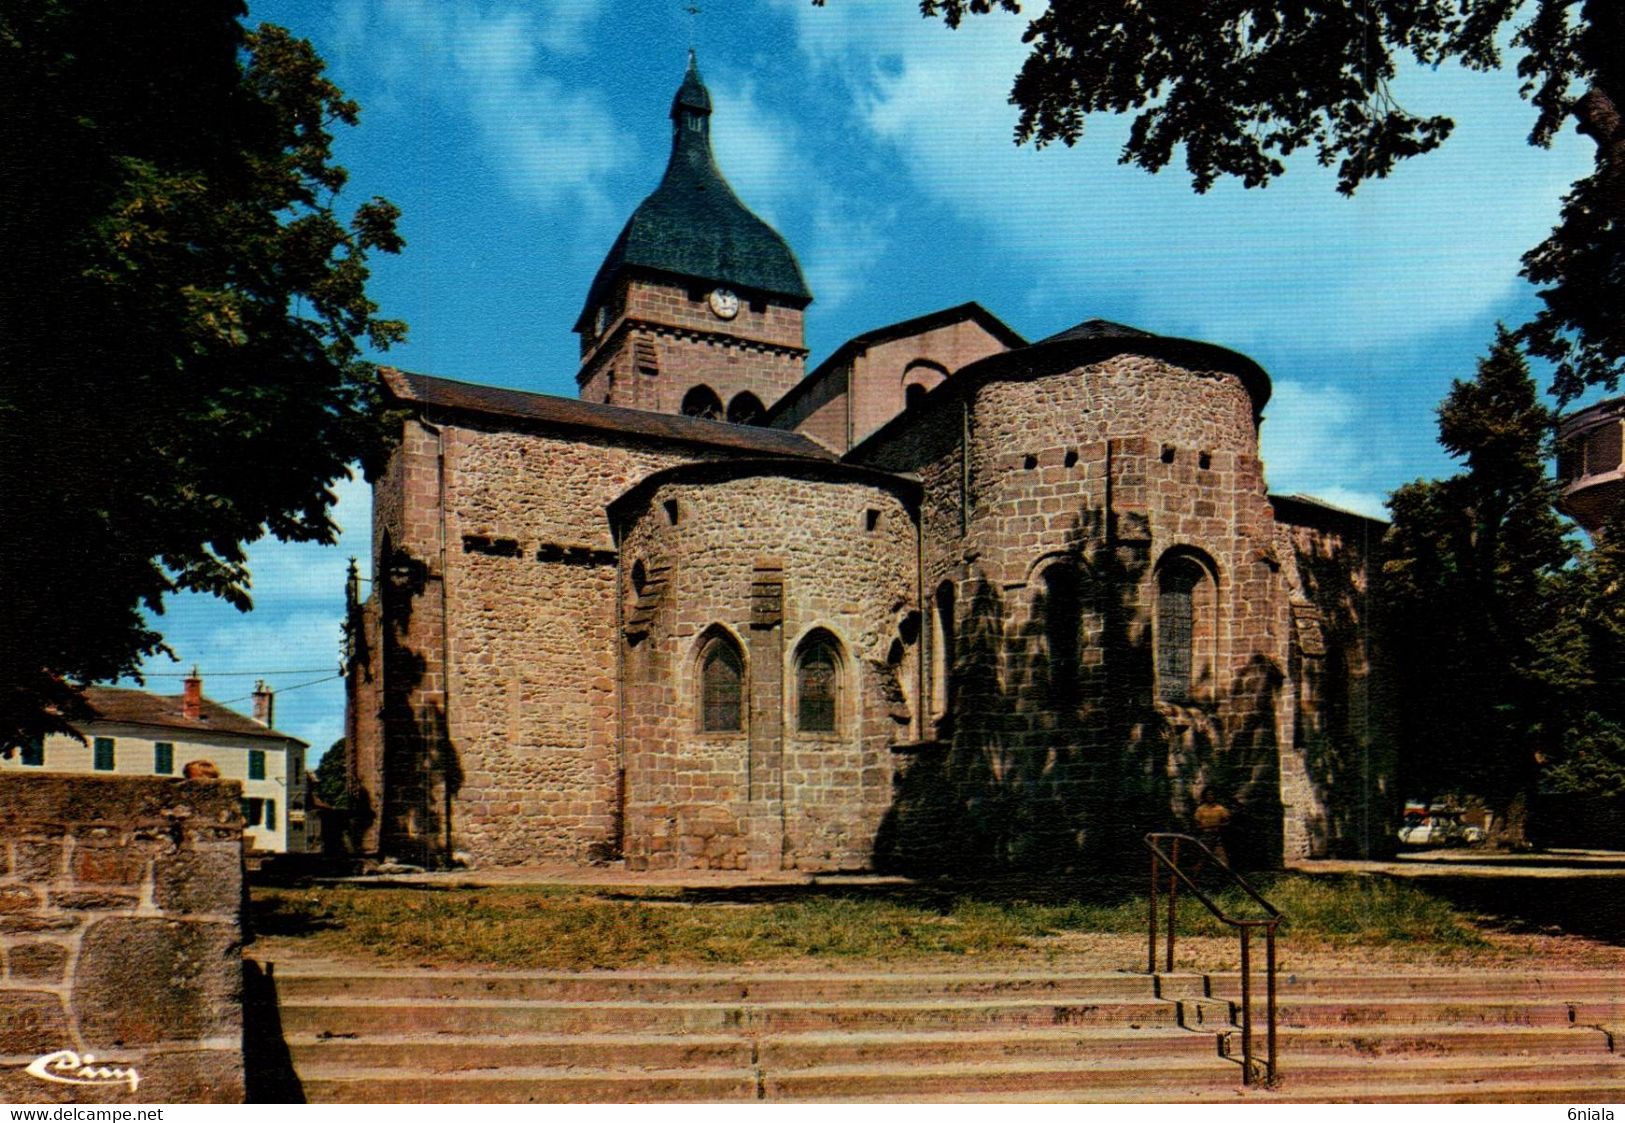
left=1397, top=805, right=1486, bottom=847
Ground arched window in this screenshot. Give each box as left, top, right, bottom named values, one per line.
left=901, top=359, right=948, bottom=410
left=699, top=633, right=744, bottom=732
left=795, top=631, right=842, bottom=733
left=1042, top=564, right=1082, bottom=711
left=1156, top=553, right=1216, bottom=704
left=930, top=581, right=955, bottom=722
left=681, top=385, right=723, bottom=420
left=727, top=391, right=766, bottom=425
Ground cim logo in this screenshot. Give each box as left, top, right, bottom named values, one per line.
left=25, top=1050, right=140, bottom=1092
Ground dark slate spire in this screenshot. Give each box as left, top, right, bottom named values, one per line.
left=671, top=49, right=712, bottom=122
left=574, top=54, right=811, bottom=332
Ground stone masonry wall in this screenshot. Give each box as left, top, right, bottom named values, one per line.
left=618, top=469, right=917, bottom=870
left=1274, top=504, right=1392, bottom=860
left=854, top=354, right=1289, bottom=870
left=0, top=775, right=244, bottom=1103
left=845, top=319, right=1011, bottom=449
left=433, top=423, right=739, bottom=866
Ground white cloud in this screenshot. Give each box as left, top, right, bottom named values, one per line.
left=334, top=0, right=627, bottom=212
left=710, top=75, right=892, bottom=311
left=787, top=3, right=1594, bottom=350
left=1259, top=381, right=1392, bottom=518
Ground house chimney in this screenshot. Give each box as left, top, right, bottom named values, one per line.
left=252, top=680, right=274, bottom=728
left=182, top=667, right=203, bottom=721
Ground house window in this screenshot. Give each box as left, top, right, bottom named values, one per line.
left=796, top=633, right=841, bottom=733
left=242, top=798, right=264, bottom=827
left=700, top=635, right=744, bottom=732
left=154, top=742, right=174, bottom=775
left=1157, top=558, right=1207, bottom=703
left=93, top=737, right=115, bottom=771
left=20, top=736, right=44, bottom=767
left=249, top=749, right=266, bottom=780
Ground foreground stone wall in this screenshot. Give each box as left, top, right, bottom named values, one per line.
left=0, top=775, right=244, bottom=1103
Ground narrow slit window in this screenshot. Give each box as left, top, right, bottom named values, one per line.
left=1158, top=563, right=1199, bottom=702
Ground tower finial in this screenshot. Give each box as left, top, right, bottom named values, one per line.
left=684, top=3, right=702, bottom=51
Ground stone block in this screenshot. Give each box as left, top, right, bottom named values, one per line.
left=10, top=838, right=64, bottom=880
left=51, top=889, right=141, bottom=911
left=73, top=918, right=242, bottom=1046
left=0, top=990, right=70, bottom=1053
left=0, top=885, right=40, bottom=912
left=153, top=846, right=242, bottom=916
left=71, top=844, right=147, bottom=886
left=9, top=941, right=69, bottom=982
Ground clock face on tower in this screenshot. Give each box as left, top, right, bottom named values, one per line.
left=707, top=287, right=740, bottom=320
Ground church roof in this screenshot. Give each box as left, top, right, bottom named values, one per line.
left=845, top=317, right=1273, bottom=463
left=381, top=368, right=836, bottom=460
left=767, top=302, right=1026, bottom=425
left=574, top=54, right=811, bottom=332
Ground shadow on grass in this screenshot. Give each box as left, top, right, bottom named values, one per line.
left=1402, top=874, right=1625, bottom=946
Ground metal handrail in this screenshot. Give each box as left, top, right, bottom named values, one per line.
left=1144, top=831, right=1282, bottom=1086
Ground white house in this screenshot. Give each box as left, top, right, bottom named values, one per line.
left=2, top=673, right=310, bottom=853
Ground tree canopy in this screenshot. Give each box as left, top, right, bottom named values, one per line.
left=1381, top=328, right=1574, bottom=837
left=849, top=0, right=1624, bottom=401
left=0, top=0, right=404, bottom=748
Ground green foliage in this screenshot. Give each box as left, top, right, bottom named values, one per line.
left=1381, top=330, right=1576, bottom=826
left=315, top=738, right=349, bottom=809
left=0, top=1, right=404, bottom=748
left=850, top=0, right=1625, bottom=400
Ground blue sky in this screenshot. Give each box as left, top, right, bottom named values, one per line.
left=131, top=0, right=1598, bottom=762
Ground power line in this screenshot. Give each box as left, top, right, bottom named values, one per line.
left=218, top=673, right=342, bottom=706
left=138, top=668, right=337, bottom=677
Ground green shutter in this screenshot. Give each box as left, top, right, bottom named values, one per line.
left=21, top=736, right=44, bottom=767
left=154, top=742, right=174, bottom=775
left=93, top=737, right=115, bottom=771
left=248, top=749, right=266, bottom=780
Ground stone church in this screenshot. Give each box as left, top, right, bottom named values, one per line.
left=344, top=56, right=1389, bottom=872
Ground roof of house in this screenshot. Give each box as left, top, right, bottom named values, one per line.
left=78, top=686, right=307, bottom=746
left=765, top=301, right=1026, bottom=424
left=574, top=54, right=811, bottom=331
left=381, top=368, right=836, bottom=460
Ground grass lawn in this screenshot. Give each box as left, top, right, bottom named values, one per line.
left=250, top=872, right=1499, bottom=971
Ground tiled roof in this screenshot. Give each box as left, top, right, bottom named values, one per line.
left=575, top=55, right=810, bottom=331
left=847, top=316, right=1274, bottom=464
left=78, top=686, right=307, bottom=745
left=382, top=368, right=836, bottom=460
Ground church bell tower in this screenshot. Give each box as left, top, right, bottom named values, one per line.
left=574, top=53, right=812, bottom=423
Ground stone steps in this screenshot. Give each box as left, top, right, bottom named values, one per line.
left=257, top=959, right=1625, bottom=1103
